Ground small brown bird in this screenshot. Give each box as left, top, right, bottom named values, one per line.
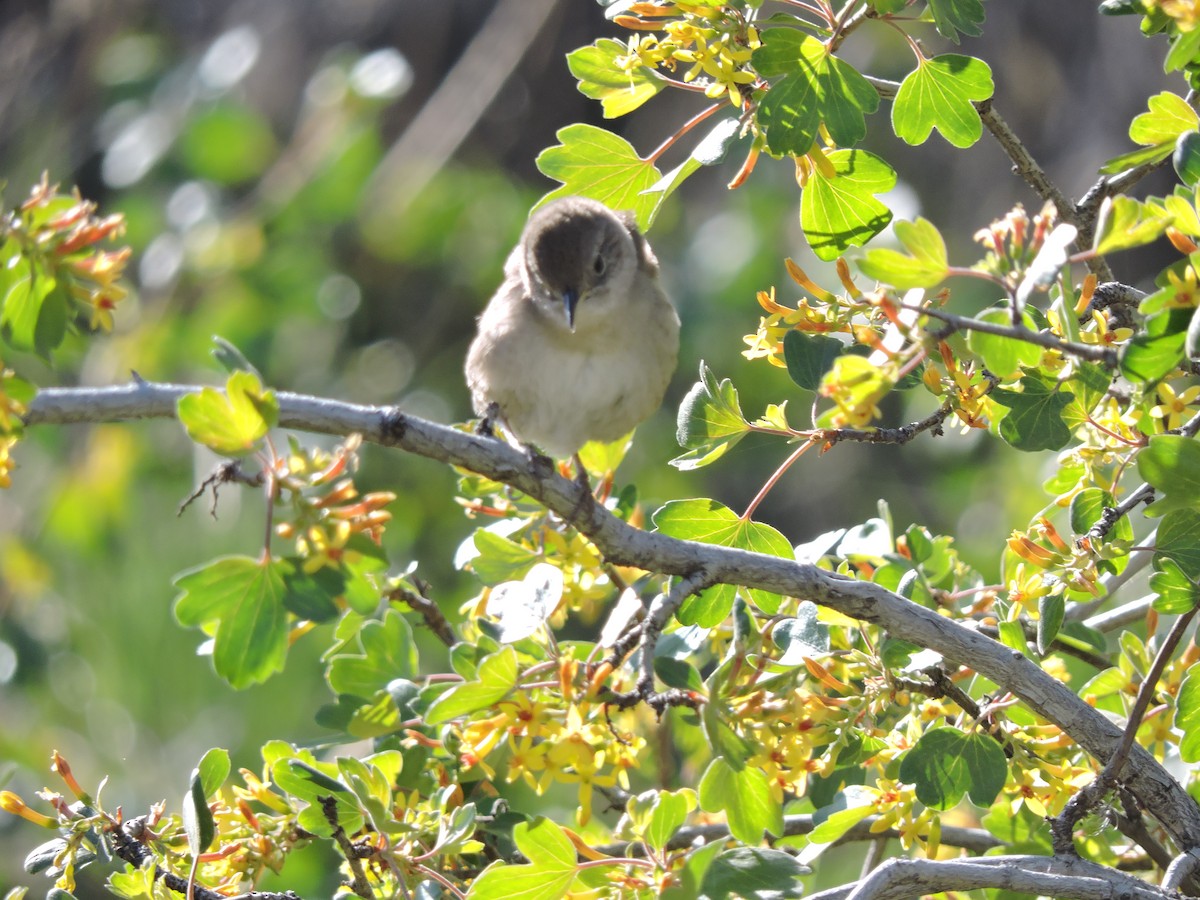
left=465, top=197, right=680, bottom=459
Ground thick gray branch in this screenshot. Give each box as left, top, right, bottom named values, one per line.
left=810, top=855, right=1174, bottom=900
left=24, top=381, right=1200, bottom=849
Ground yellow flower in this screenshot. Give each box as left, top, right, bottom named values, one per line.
left=1149, top=380, right=1200, bottom=431
left=0, top=437, right=16, bottom=489
left=1079, top=309, right=1133, bottom=347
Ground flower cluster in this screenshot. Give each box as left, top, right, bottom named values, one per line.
left=743, top=258, right=865, bottom=367
left=3, top=174, right=131, bottom=334
left=973, top=202, right=1059, bottom=283
left=274, top=434, right=396, bottom=571
left=614, top=3, right=761, bottom=105
left=458, top=657, right=644, bottom=825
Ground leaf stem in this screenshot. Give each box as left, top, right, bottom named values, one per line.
left=646, top=102, right=724, bottom=164
left=742, top=437, right=818, bottom=521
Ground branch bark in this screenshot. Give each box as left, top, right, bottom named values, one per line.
left=808, top=855, right=1175, bottom=900
left=24, top=381, right=1200, bottom=850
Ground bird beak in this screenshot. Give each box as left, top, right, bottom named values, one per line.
left=562, top=288, right=579, bottom=332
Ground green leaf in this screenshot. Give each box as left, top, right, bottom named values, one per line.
left=783, top=331, right=844, bottom=391
left=927, top=0, right=986, bottom=43
left=645, top=789, right=696, bottom=853
left=1176, top=663, right=1200, bottom=762
left=654, top=498, right=792, bottom=619
left=1139, top=435, right=1200, bottom=510
left=1156, top=509, right=1200, bottom=580
left=701, top=848, right=807, bottom=900
left=180, top=104, right=277, bottom=184
left=654, top=656, right=704, bottom=692
left=662, top=841, right=725, bottom=900
left=892, top=55, right=993, bottom=148
left=567, top=39, right=665, bottom=118
left=0, top=256, right=60, bottom=356
left=962, top=731, right=1007, bottom=806
left=966, top=308, right=1042, bottom=377
left=1121, top=309, right=1189, bottom=381
left=177, top=371, right=279, bottom=457
left=1176, top=131, right=1200, bottom=186
left=471, top=528, right=539, bottom=584
left=801, top=149, right=896, bottom=261
left=808, top=791, right=875, bottom=843
left=467, top=818, right=578, bottom=900
left=1188, top=302, right=1200, bottom=361
left=1070, top=488, right=1133, bottom=545
left=1133, top=92, right=1200, bottom=144
left=698, top=756, right=783, bottom=844
left=272, top=758, right=363, bottom=837
left=173, top=555, right=289, bottom=689
left=753, top=31, right=879, bottom=156
left=425, top=645, right=519, bottom=724
left=182, top=768, right=215, bottom=858
left=858, top=216, right=948, bottom=288
left=1037, top=593, right=1064, bottom=656
left=535, top=124, right=663, bottom=231
left=1093, top=195, right=1172, bottom=255
left=772, top=602, right=831, bottom=665
left=1167, top=26, right=1200, bottom=73
left=327, top=609, right=418, bottom=697
left=899, top=727, right=969, bottom=809
left=1100, top=91, right=1199, bottom=176
left=279, top=558, right=342, bottom=622
left=1149, top=557, right=1200, bottom=613
left=672, top=362, right=751, bottom=470
left=197, top=748, right=231, bottom=797
left=990, top=377, right=1074, bottom=452
left=1099, top=142, right=1176, bottom=176
left=645, top=116, right=745, bottom=203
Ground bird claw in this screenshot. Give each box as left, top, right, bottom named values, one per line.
left=476, top=401, right=502, bottom=439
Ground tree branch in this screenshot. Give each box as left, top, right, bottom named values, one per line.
left=24, top=381, right=1200, bottom=850
left=594, top=813, right=1001, bottom=857
left=809, top=854, right=1175, bottom=900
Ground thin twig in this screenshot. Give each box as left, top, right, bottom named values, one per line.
left=1052, top=606, right=1199, bottom=854
left=387, top=583, right=458, bottom=648
left=901, top=301, right=1118, bottom=365
left=323, top=796, right=372, bottom=899
left=1087, top=484, right=1155, bottom=542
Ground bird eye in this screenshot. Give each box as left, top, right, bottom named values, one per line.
left=593, top=254, right=606, bottom=276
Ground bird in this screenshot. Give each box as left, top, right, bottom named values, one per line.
left=465, top=196, right=680, bottom=462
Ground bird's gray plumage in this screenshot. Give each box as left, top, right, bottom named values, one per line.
left=465, top=197, right=680, bottom=458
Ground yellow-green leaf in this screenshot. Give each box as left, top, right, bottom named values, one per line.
left=535, top=124, right=663, bottom=231
left=567, top=39, right=665, bottom=118
left=177, top=371, right=278, bottom=457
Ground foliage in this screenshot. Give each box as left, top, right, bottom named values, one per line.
left=9, top=2, right=1200, bottom=900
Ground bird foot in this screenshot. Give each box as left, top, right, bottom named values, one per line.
left=475, top=401, right=501, bottom=439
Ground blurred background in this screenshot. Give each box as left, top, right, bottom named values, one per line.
left=0, top=0, right=1180, bottom=894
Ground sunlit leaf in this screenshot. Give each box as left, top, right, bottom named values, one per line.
left=753, top=30, right=879, bottom=156
left=654, top=498, right=792, bottom=620
left=802, top=149, right=895, bottom=261
left=173, top=555, right=289, bottom=689
left=567, top=39, right=665, bottom=118
left=672, top=362, right=751, bottom=470
left=858, top=217, right=948, bottom=288
left=177, top=371, right=278, bottom=457
left=892, top=54, right=993, bottom=148
left=536, top=124, right=663, bottom=231
left=467, top=818, right=578, bottom=900
left=698, top=757, right=783, bottom=844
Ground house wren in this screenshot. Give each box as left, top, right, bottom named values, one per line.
left=465, top=197, right=680, bottom=459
